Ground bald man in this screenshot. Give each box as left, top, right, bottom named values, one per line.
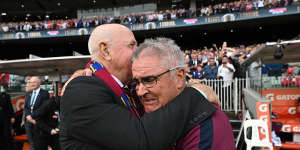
left=60, top=24, right=217, bottom=150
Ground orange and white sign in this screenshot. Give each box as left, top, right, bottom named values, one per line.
left=262, top=89, right=300, bottom=105
left=281, top=124, right=300, bottom=133
left=262, top=89, right=300, bottom=119
left=256, top=102, right=272, bottom=142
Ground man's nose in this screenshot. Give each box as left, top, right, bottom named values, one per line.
left=136, top=83, right=148, bottom=97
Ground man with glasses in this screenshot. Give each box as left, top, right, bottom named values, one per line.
left=131, top=38, right=235, bottom=149
left=60, top=24, right=222, bottom=150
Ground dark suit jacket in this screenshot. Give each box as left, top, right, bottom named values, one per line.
left=35, top=96, right=60, bottom=136
left=188, top=59, right=201, bottom=67
left=60, top=76, right=217, bottom=150
left=24, top=89, right=50, bottom=120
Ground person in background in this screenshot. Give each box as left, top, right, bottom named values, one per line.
left=33, top=86, right=61, bottom=150
left=189, top=52, right=201, bottom=72
left=23, top=76, right=49, bottom=150
left=203, top=57, right=218, bottom=80
left=0, top=86, right=15, bottom=150
left=192, top=65, right=205, bottom=80
left=281, top=68, right=300, bottom=87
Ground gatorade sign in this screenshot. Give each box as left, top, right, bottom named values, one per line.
left=262, top=89, right=300, bottom=103
left=256, top=102, right=272, bottom=142
left=282, top=124, right=300, bottom=133
left=263, top=89, right=300, bottom=119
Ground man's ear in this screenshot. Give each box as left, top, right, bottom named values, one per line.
left=98, top=42, right=112, bottom=61
left=175, top=68, right=186, bottom=90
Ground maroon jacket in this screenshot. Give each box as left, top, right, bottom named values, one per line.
left=175, top=105, right=236, bottom=150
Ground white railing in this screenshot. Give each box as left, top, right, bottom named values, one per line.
left=201, top=78, right=247, bottom=114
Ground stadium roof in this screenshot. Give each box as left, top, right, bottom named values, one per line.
left=0, top=55, right=90, bottom=76
left=243, top=40, right=300, bottom=65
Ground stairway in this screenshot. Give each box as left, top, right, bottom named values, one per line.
left=225, top=111, right=242, bottom=142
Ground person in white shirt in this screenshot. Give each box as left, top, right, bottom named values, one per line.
left=217, top=56, right=235, bottom=84
left=217, top=56, right=235, bottom=108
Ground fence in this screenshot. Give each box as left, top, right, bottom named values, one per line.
left=201, top=78, right=247, bottom=114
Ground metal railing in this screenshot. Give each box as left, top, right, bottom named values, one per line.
left=202, top=78, right=247, bottom=114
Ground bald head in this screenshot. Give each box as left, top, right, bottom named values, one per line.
left=87, top=24, right=137, bottom=84
left=88, top=24, right=133, bottom=60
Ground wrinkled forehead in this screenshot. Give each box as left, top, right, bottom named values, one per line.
left=132, top=56, right=163, bottom=75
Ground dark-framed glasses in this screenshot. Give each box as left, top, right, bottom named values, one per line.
left=132, top=65, right=184, bottom=88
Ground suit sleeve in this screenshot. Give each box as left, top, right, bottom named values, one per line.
left=24, top=93, right=31, bottom=117
left=34, top=99, right=55, bottom=134
left=60, top=77, right=215, bottom=150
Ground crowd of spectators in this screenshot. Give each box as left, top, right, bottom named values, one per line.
left=184, top=41, right=300, bottom=90
left=0, top=0, right=296, bottom=33
left=184, top=42, right=262, bottom=82
left=196, top=0, right=294, bottom=16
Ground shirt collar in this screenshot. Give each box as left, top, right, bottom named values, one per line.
left=111, top=75, right=124, bottom=88
left=33, top=88, right=40, bottom=95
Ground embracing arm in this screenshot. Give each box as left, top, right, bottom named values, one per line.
left=60, top=76, right=216, bottom=150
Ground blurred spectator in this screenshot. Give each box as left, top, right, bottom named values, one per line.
left=203, top=57, right=218, bottom=79
left=217, top=56, right=235, bottom=82
left=0, top=73, right=9, bottom=89
left=0, top=88, right=15, bottom=150
left=230, top=51, right=247, bottom=78
left=265, top=64, right=284, bottom=77
left=281, top=68, right=300, bottom=87
left=188, top=52, right=201, bottom=71
left=192, top=65, right=205, bottom=80
left=289, top=62, right=300, bottom=75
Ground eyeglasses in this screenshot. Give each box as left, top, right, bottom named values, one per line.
left=132, top=65, right=184, bottom=88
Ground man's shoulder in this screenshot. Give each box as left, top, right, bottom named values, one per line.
left=67, top=76, right=107, bottom=88
left=39, top=88, right=49, bottom=94
left=203, top=65, right=210, bottom=70
left=63, top=76, right=113, bottom=99
left=182, top=87, right=217, bottom=124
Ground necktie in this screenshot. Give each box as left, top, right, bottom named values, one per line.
left=30, top=91, right=36, bottom=106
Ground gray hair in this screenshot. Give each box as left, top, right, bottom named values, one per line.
left=131, top=37, right=185, bottom=71
left=30, top=76, right=41, bottom=83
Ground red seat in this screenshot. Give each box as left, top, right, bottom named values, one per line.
left=13, top=135, right=30, bottom=150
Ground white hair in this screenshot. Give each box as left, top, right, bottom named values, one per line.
left=131, top=37, right=185, bottom=67
left=131, top=37, right=185, bottom=77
